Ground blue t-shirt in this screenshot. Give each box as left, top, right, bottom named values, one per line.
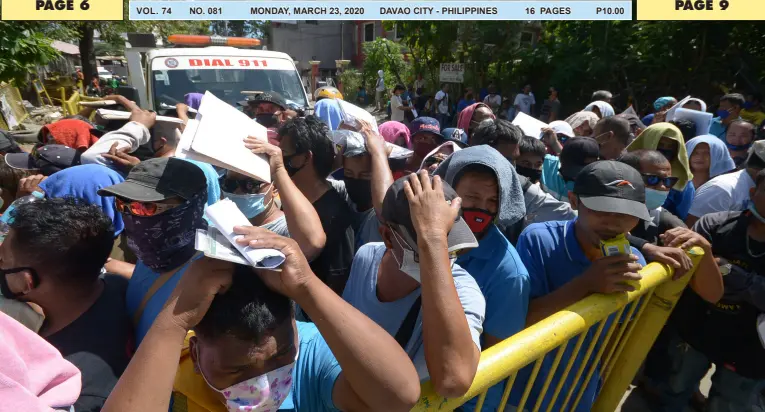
left=127, top=260, right=192, bottom=346
left=457, top=99, right=476, bottom=113
left=182, top=159, right=221, bottom=207
left=541, top=154, right=568, bottom=201
left=512, top=220, right=646, bottom=412
left=342, top=243, right=486, bottom=381
left=280, top=321, right=342, bottom=411
left=708, top=117, right=742, bottom=142
left=662, top=183, right=695, bottom=221
left=457, top=224, right=530, bottom=412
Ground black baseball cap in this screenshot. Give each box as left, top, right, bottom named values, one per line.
left=381, top=175, right=478, bottom=254
left=0, top=130, right=22, bottom=154
left=237, top=91, right=288, bottom=110
left=5, top=144, right=81, bottom=176
left=559, top=137, right=600, bottom=182
left=98, top=157, right=206, bottom=202
left=574, top=160, right=651, bottom=221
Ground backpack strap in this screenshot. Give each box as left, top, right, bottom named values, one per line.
left=394, top=296, right=422, bottom=350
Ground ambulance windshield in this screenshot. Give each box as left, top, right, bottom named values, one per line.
left=150, top=57, right=308, bottom=111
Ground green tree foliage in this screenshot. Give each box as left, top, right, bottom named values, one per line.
left=389, top=21, right=765, bottom=114
left=0, top=22, right=61, bottom=84
left=361, top=38, right=411, bottom=91
left=210, top=21, right=268, bottom=41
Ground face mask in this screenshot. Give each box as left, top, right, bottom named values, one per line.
left=645, top=188, right=670, bottom=210
left=123, top=192, right=205, bottom=272
left=197, top=345, right=296, bottom=412
left=390, top=230, right=422, bottom=282
left=283, top=154, right=305, bottom=177
left=223, top=189, right=271, bottom=219
left=343, top=177, right=373, bottom=210
left=462, top=208, right=496, bottom=235
left=749, top=202, right=765, bottom=224
left=716, top=109, right=731, bottom=120
left=255, top=113, right=279, bottom=128
left=515, top=166, right=542, bottom=183
left=0, top=267, right=38, bottom=300
left=657, top=148, right=675, bottom=161
left=726, top=141, right=753, bottom=152
left=744, top=102, right=754, bottom=110
left=414, top=143, right=437, bottom=159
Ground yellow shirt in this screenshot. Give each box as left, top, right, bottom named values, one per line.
left=741, top=109, right=765, bottom=126
left=171, top=331, right=227, bottom=412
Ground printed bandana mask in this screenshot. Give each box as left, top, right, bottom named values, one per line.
left=123, top=191, right=206, bottom=272
left=199, top=346, right=297, bottom=412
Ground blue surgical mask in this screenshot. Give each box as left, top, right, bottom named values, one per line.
left=716, top=109, right=731, bottom=120
left=223, top=190, right=270, bottom=219
left=726, top=141, right=753, bottom=152
left=744, top=102, right=754, bottom=110
left=749, top=202, right=765, bottom=224
left=645, top=188, right=669, bottom=210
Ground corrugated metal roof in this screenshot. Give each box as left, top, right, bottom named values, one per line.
left=52, top=41, right=80, bottom=56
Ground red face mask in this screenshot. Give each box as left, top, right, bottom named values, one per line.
left=462, top=208, right=495, bottom=234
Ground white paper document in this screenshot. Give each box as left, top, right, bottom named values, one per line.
left=95, top=109, right=184, bottom=124
left=673, top=108, right=713, bottom=137
left=175, top=91, right=272, bottom=183
left=195, top=228, right=249, bottom=265
left=336, top=98, right=379, bottom=133
left=512, top=112, right=549, bottom=139
left=203, top=199, right=285, bottom=269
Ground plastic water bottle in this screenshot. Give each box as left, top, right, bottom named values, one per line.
left=0, top=191, right=44, bottom=243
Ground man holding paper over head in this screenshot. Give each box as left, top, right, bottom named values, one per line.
left=82, top=99, right=221, bottom=208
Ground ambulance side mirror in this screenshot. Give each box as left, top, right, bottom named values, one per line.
left=116, top=86, right=140, bottom=103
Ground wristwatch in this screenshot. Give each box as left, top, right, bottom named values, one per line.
left=720, top=263, right=732, bottom=277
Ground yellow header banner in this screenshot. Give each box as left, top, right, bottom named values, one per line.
left=638, top=0, right=763, bottom=20
left=1, top=0, right=123, bottom=21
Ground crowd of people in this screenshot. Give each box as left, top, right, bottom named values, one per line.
left=1, top=80, right=765, bottom=412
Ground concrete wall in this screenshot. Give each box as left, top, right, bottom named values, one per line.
left=268, top=21, right=355, bottom=72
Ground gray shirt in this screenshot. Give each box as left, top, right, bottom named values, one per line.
left=342, top=243, right=485, bottom=381
left=261, top=214, right=291, bottom=238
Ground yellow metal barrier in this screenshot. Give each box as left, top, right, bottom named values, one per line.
left=412, top=247, right=704, bottom=412
left=60, top=92, right=101, bottom=119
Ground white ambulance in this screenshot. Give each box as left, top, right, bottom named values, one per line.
left=125, top=35, right=309, bottom=114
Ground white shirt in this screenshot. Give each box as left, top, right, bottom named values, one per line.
left=390, top=94, right=406, bottom=122
left=688, top=169, right=755, bottom=218
left=514, top=93, right=535, bottom=115
left=414, top=78, right=425, bottom=90
left=434, top=90, right=449, bottom=114
left=484, top=94, right=502, bottom=109
left=376, top=77, right=386, bottom=92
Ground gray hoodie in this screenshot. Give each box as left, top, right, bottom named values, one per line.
left=434, top=145, right=526, bottom=229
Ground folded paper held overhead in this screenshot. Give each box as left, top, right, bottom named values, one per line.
left=175, top=91, right=272, bottom=183
left=512, top=112, right=549, bottom=139
left=202, top=199, right=286, bottom=269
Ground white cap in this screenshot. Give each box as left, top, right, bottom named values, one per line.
left=549, top=121, right=575, bottom=138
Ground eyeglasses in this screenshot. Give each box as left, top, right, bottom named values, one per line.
left=219, top=177, right=265, bottom=194
left=115, top=198, right=179, bottom=217
left=642, top=174, right=679, bottom=188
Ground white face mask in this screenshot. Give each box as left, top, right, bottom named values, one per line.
left=389, top=229, right=456, bottom=283
left=197, top=346, right=296, bottom=412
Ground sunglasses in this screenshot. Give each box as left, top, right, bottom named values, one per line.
left=219, top=177, right=265, bottom=194
left=115, top=198, right=179, bottom=217
left=642, top=174, right=679, bottom=188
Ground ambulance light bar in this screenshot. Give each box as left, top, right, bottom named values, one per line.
left=167, top=35, right=262, bottom=48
